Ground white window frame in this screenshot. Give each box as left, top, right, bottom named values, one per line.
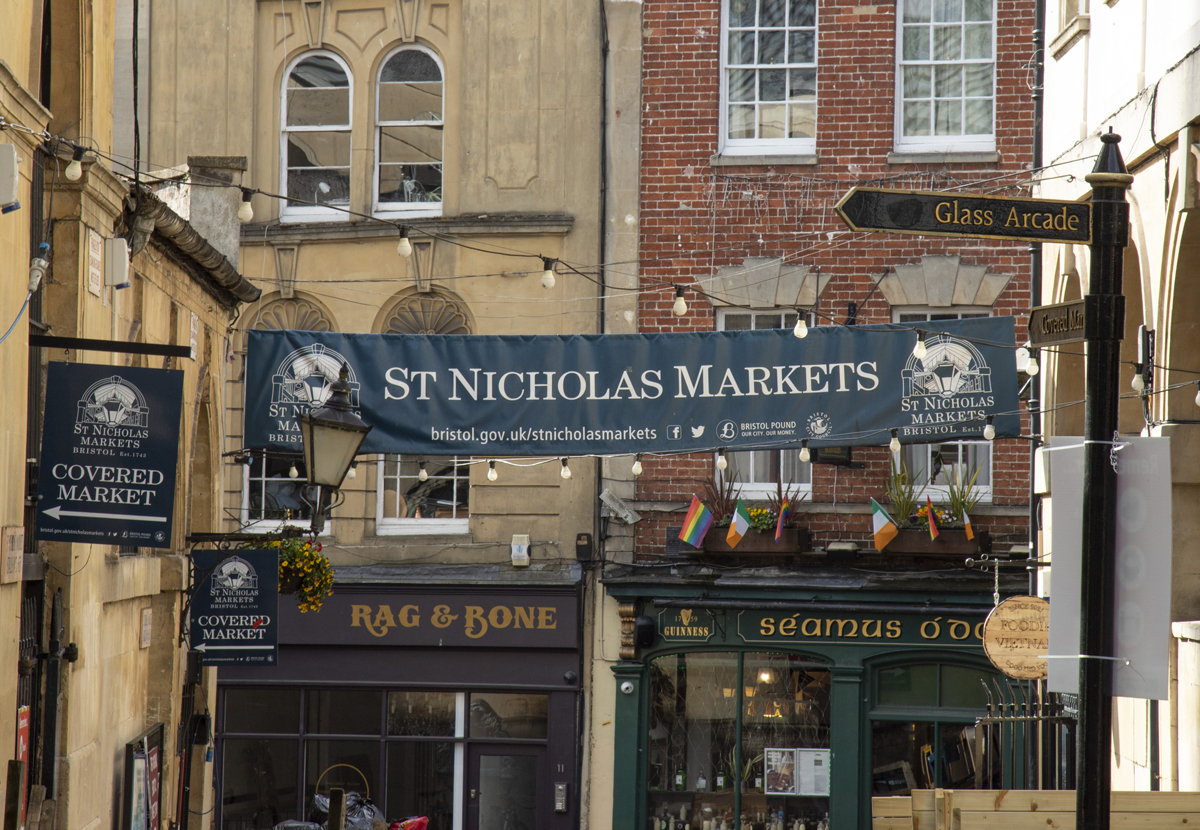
left=375, top=453, right=470, bottom=535
left=894, top=0, right=997, bottom=154
left=239, top=459, right=331, bottom=535
left=719, top=0, right=819, bottom=157
left=715, top=308, right=814, bottom=499
left=893, top=306, right=993, bottom=502
left=280, top=50, right=353, bottom=224
left=374, top=44, right=445, bottom=219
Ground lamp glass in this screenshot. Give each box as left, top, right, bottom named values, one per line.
left=301, top=414, right=369, bottom=488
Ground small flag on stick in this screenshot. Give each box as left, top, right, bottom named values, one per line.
left=678, top=496, right=714, bottom=548
left=775, top=499, right=791, bottom=543
left=726, top=499, right=752, bottom=547
left=962, top=508, right=974, bottom=541
left=871, top=498, right=899, bottom=551
left=926, top=496, right=940, bottom=541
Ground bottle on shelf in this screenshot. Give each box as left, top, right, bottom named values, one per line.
left=715, top=771, right=726, bottom=790
left=675, top=768, right=686, bottom=791
left=697, top=771, right=708, bottom=792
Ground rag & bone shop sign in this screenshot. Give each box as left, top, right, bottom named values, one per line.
left=736, top=609, right=987, bottom=647
left=35, top=363, right=184, bottom=548
left=278, top=590, right=578, bottom=648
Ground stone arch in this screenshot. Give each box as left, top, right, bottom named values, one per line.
left=373, top=287, right=473, bottom=334
left=1047, top=247, right=1085, bottom=437
left=251, top=293, right=337, bottom=332
left=1164, top=210, right=1200, bottom=421
left=1118, top=243, right=1145, bottom=435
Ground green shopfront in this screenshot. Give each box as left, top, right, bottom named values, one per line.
left=604, top=570, right=1022, bottom=830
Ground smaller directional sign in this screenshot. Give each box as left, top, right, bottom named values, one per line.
left=835, top=187, right=1092, bottom=244
left=190, top=549, right=278, bottom=666
left=1028, top=299, right=1087, bottom=346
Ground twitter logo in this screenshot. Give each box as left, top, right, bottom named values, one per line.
left=691, top=425, right=705, bottom=438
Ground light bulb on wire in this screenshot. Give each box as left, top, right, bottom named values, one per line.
left=983, top=416, right=995, bottom=441
left=487, top=460, right=498, bottom=482
left=1194, top=382, right=1200, bottom=408
left=672, top=285, right=688, bottom=317
left=346, top=462, right=357, bottom=480
left=716, top=448, right=727, bottom=471
left=541, top=258, right=557, bottom=289
left=560, top=458, right=572, bottom=480
left=889, top=429, right=901, bottom=454
left=288, top=463, right=299, bottom=479
left=64, top=146, right=86, bottom=181
left=237, top=188, right=254, bottom=223
left=418, top=461, right=428, bottom=482
left=1131, top=369, right=1145, bottom=393
left=631, top=454, right=643, bottom=476
left=793, top=313, right=808, bottom=338
left=912, top=331, right=927, bottom=360
left=1025, top=354, right=1039, bottom=376
left=397, top=228, right=412, bottom=258
left=799, top=440, right=810, bottom=463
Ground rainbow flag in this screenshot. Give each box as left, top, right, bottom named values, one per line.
left=775, top=499, right=790, bottom=543
left=926, top=496, right=940, bottom=541
left=678, top=496, right=714, bottom=548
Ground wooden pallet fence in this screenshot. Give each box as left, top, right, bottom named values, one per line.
left=872, top=789, right=1200, bottom=830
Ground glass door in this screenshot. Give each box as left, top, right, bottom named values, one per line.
left=466, top=745, right=546, bottom=830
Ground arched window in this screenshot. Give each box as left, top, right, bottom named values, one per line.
left=375, top=46, right=444, bottom=214
left=281, top=52, right=352, bottom=220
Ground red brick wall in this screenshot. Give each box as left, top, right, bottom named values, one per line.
left=634, top=0, right=1036, bottom=555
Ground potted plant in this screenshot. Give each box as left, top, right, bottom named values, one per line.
left=700, top=478, right=810, bottom=555
left=880, top=461, right=990, bottom=555
left=271, top=536, right=335, bottom=612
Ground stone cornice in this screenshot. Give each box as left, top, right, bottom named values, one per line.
left=0, top=59, right=51, bottom=152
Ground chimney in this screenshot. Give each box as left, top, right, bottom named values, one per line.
left=185, top=156, right=248, bottom=269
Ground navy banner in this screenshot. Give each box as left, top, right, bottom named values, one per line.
left=245, top=317, right=1020, bottom=457
left=36, top=363, right=184, bottom=547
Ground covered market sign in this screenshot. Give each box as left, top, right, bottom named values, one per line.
left=245, top=316, right=1020, bottom=457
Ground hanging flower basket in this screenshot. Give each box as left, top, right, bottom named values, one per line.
left=271, top=537, right=334, bottom=612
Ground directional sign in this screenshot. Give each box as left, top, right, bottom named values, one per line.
left=35, top=363, right=184, bottom=548
left=835, top=187, right=1092, bottom=244
left=190, top=549, right=278, bottom=666
left=1028, top=299, right=1087, bottom=346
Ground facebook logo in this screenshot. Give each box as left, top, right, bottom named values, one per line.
left=667, top=425, right=682, bottom=440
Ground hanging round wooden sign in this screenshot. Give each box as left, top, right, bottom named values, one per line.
left=981, top=596, right=1050, bottom=679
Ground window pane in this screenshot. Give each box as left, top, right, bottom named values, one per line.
left=288, top=131, right=351, bottom=169
left=724, top=313, right=753, bottom=331
left=225, top=689, right=300, bottom=734
left=753, top=314, right=783, bottom=330
left=934, top=65, right=961, bottom=97
left=380, top=49, right=441, bottom=83
left=941, top=665, right=990, bottom=708
left=933, top=25, right=961, bottom=60
left=305, top=740, right=379, bottom=815
left=378, top=81, right=444, bottom=122
left=933, top=0, right=961, bottom=22
left=760, top=0, right=786, bottom=27
left=877, top=665, right=937, bottom=707
left=902, top=26, right=930, bottom=60
left=387, top=691, right=457, bottom=736
left=963, top=24, right=992, bottom=59
left=903, top=101, right=930, bottom=136
left=759, top=103, right=786, bottom=138
left=941, top=724, right=977, bottom=787
left=789, top=0, right=816, bottom=26
left=647, top=653, right=739, bottom=791
left=286, top=88, right=350, bottom=126
left=729, top=31, right=756, bottom=65
left=379, top=164, right=443, bottom=205
left=286, top=166, right=350, bottom=207
left=963, top=63, right=993, bottom=96
left=789, top=67, right=816, bottom=97
left=729, top=68, right=755, bottom=102
left=469, top=693, right=548, bottom=739
left=380, top=126, right=443, bottom=164
left=306, top=690, right=382, bottom=735
left=788, top=102, right=815, bottom=138
left=760, top=31, right=785, bottom=64
left=904, top=0, right=932, bottom=22
left=965, top=0, right=992, bottom=21
left=903, top=66, right=931, bottom=98
left=222, top=739, right=299, bottom=830
left=730, top=0, right=757, bottom=28
left=934, top=98, right=962, bottom=134
left=478, top=755, right=537, bottom=830
left=248, top=455, right=312, bottom=521
left=381, top=456, right=467, bottom=519
left=964, top=99, right=992, bottom=134
left=729, top=105, right=755, bottom=139
left=872, top=721, right=936, bottom=792
left=289, top=56, right=349, bottom=88
left=789, top=30, right=815, bottom=63
left=386, top=742, right=456, bottom=827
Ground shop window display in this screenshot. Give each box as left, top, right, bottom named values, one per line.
left=647, top=653, right=831, bottom=829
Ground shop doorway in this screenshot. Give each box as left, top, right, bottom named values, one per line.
left=467, top=745, right=547, bottom=830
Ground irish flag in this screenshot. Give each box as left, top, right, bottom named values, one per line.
left=871, top=498, right=899, bottom=551
left=678, top=496, right=714, bottom=548
left=726, top=499, right=752, bottom=547
left=962, top=508, right=974, bottom=541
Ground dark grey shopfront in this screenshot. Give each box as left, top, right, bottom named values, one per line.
left=215, top=574, right=582, bottom=830
left=605, top=569, right=1024, bottom=830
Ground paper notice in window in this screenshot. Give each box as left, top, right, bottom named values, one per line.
left=796, top=748, right=830, bottom=796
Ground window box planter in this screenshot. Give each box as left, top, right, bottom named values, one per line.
left=882, top=528, right=990, bottom=556
left=701, top=526, right=811, bottom=555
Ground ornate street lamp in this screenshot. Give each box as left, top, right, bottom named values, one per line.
left=299, top=362, right=372, bottom=533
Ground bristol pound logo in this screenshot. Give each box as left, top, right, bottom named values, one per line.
left=806, top=412, right=832, bottom=438
left=269, top=344, right=361, bottom=445
left=77, top=376, right=150, bottom=429
left=900, top=334, right=994, bottom=439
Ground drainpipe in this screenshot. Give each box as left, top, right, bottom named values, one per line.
left=1030, top=0, right=1046, bottom=791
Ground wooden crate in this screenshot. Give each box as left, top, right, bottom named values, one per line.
left=872, top=790, right=1200, bottom=830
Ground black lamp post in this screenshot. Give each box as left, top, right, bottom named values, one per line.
left=299, top=362, right=372, bottom=533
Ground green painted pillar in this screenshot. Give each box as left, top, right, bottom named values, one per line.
left=830, top=663, right=864, bottom=830
left=612, top=661, right=645, bottom=830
